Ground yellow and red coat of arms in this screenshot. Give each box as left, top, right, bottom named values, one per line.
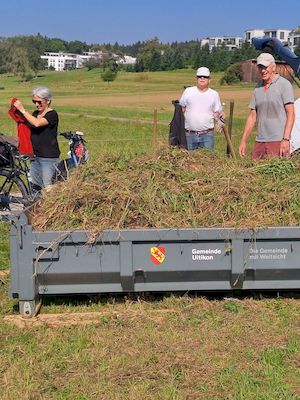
left=150, top=246, right=166, bottom=265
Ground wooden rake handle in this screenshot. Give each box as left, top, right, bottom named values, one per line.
left=222, top=124, right=236, bottom=159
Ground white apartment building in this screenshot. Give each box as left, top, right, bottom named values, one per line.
left=289, top=30, right=300, bottom=52
left=245, top=28, right=291, bottom=43
left=244, top=29, right=265, bottom=42
left=41, top=52, right=83, bottom=71
left=200, top=38, right=209, bottom=47
left=117, top=55, right=136, bottom=64
left=207, top=36, right=243, bottom=51
left=78, top=51, right=103, bottom=67
left=41, top=51, right=136, bottom=71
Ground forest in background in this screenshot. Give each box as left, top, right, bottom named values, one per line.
left=1, top=33, right=299, bottom=81
left=0, top=34, right=259, bottom=78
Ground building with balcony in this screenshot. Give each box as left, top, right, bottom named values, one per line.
left=41, top=52, right=83, bottom=71
left=207, top=36, right=243, bottom=51
left=245, top=28, right=291, bottom=43
left=289, top=30, right=300, bottom=52
left=41, top=50, right=136, bottom=71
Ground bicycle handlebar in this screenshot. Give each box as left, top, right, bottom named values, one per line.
left=59, top=131, right=85, bottom=141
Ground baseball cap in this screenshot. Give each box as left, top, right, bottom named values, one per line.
left=256, top=53, right=275, bottom=67
left=196, top=67, right=210, bottom=77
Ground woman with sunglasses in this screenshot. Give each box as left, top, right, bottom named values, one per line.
left=13, top=86, right=60, bottom=192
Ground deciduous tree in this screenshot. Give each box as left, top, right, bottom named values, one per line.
left=101, top=68, right=117, bottom=85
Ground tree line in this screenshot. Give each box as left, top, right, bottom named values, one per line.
left=0, top=34, right=299, bottom=80
left=0, top=34, right=91, bottom=79
left=133, top=38, right=260, bottom=72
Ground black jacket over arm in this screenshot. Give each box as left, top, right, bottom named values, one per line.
left=169, top=100, right=187, bottom=149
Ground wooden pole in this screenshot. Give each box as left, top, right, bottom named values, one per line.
left=152, top=108, right=158, bottom=155
left=223, top=124, right=236, bottom=159
left=227, top=100, right=234, bottom=157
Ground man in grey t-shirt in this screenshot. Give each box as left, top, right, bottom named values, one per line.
left=239, top=53, right=295, bottom=159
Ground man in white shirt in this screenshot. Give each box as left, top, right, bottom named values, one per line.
left=179, top=67, right=224, bottom=150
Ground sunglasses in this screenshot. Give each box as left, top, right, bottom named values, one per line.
left=32, top=99, right=43, bottom=105
left=197, top=75, right=209, bottom=79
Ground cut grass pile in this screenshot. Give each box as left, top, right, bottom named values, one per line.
left=31, top=146, right=300, bottom=232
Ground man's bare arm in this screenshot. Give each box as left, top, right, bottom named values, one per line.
left=238, top=109, right=257, bottom=157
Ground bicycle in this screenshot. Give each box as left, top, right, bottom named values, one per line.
left=54, top=131, right=89, bottom=182
left=0, top=131, right=88, bottom=212
left=0, top=134, right=33, bottom=212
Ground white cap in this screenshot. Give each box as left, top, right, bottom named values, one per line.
left=256, top=53, right=275, bottom=67
left=196, top=67, right=210, bottom=77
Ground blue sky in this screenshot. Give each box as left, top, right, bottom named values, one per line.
left=0, top=0, right=299, bottom=44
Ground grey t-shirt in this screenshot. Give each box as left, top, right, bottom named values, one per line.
left=249, top=74, right=294, bottom=142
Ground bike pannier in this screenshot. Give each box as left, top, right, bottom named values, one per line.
left=0, top=134, right=18, bottom=167
left=0, top=143, right=10, bottom=166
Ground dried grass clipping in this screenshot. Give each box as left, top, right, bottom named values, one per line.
left=31, top=147, right=300, bottom=233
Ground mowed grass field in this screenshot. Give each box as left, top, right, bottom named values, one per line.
left=0, top=69, right=300, bottom=400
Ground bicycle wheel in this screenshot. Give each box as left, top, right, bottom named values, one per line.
left=0, top=170, right=31, bottom=212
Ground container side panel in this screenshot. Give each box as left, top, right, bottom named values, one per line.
left=37, top=244, right=121, bottom=295
left=133, top=241, right=232, bottom=290
left=243, top=240, right=300, bottom=289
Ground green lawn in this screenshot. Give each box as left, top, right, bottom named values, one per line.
left=0, top=223, right=9, bottom=270
left=0, top=68, right=299, bottom=400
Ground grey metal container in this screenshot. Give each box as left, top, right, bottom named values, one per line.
left=9, top=213, right=300, bottom=317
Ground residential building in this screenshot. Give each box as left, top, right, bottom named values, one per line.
left=117, top=55, right=136, bottom=64
left=245, top=29, right=265, bottom=42
left=41, top=52, right=84, bottom=71
left=245, top=28, right=291, bottom=43
left=289, top=29, right=300, bottom=52
left=41, top=51, right=136, bottom=71
left=200, top=38, right=209, bottom=47
left=206, top=36, right=243, bottom=51
left=78, top=51, right=103, bottom=67
left=264, top=29, right=291, bottom=42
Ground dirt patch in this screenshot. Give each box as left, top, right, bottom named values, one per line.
left=3, top=309, right=178, bottom=328
left=0, top=270, right=9, bottom=284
